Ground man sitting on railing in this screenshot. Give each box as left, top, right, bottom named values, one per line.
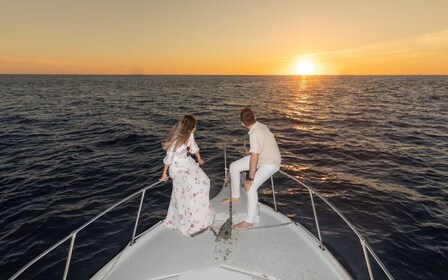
left=222, top=107, right=282, bottom=229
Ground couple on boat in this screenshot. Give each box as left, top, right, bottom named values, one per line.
left=160, top=107, right=281, bottom=236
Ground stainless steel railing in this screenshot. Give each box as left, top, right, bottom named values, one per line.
left=9, top=180, right=164, bottom=280
left=232, top=138, right=393, bottom=279
left=10, top=141, right=393, bottom=280
left=10, top=151, right=224, bottom=280
left=268, top=170, right=394, bottom=280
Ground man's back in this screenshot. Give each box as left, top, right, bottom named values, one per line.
left=249, top=122, right=281, bottom=166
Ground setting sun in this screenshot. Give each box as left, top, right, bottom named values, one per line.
left=1, top=1, right=447, bottom=75
left=294, top=60, right=315, bottom=75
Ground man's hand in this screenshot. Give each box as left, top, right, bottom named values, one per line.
left=245, top=153, right=258, bottom=192
left=244, top=180, right=253, bottom=192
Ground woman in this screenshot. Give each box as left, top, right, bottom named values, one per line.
left=160, top=115, right=214, bottom=236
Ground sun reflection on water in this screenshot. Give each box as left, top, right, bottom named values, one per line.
left=281, top=76, right=321, bottom=134
left=298, top=76, right=309, bottom=91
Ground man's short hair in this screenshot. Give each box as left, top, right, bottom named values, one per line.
left=240, top=107, right=256, bottom=126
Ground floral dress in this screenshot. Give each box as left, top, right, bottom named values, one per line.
left=163, top=133, right=215, bottom=236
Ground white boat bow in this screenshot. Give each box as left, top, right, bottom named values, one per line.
left=92, top=184, right=351, bottom=280
left=10, top=143, right=394, bottom=280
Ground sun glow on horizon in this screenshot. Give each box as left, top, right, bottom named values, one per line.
left=1, top=2, right=448, bottom=75
left=294, top=59, right=315, bottom=75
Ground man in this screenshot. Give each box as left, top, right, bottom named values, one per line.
left=222, top=107, right=281, bottom=229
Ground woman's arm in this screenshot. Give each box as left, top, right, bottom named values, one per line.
left=194, top=152, right=205, bottom=165
left=160, top=164, right=169, bottom=181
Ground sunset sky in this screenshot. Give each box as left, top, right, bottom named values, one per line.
left=1, top=0, right=447, bottom=75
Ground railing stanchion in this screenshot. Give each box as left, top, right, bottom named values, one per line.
left=270, top=176, right=277, bottom=212
left=63, top=233, right=77, bottom=280
left=224, top=142, right=227, bottom=172
left=131, top=190, right=146, bottom=245
left=361, top=238, right=375, bottom=280
left=309, top=189, right=324, bottom=250
left=224, top=142, right=229, bottom=183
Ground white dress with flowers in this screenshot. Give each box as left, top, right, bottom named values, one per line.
left=163, top=133, right=215, bottom=236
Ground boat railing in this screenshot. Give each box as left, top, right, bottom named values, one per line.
left=9, top=180, right=165, bottom=280
left=9, top=151, right=224, bottom=280
left=10, top=141, right=393, bottom=280
left=267, top=169, right=394, bottom=280
left=229, top=140, right=393, bottom=279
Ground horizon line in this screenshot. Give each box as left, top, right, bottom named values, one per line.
left=1, top=73, right=447, bottom=76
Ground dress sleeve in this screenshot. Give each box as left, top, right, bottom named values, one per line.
left=163, top=146, right=175, bottom=165
left=187, top=133, right=199, bottom=154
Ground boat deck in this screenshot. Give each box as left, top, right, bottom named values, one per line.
left=92, top=185, right=351, bottom=280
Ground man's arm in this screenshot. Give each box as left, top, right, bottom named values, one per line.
left=245, top=152, right=259, bottom=191
left=248, top=153, right=258, bottom=180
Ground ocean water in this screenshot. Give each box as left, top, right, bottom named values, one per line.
left=0, top=75, right=447, bottom=280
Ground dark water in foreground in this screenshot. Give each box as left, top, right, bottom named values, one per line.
left=0, top=75, right=447, bottom=279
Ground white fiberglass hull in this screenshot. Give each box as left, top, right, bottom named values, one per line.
left=91, top=185, right=351, bottom=280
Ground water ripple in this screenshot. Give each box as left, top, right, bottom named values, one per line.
left=0, top=75, right=447, bottom=280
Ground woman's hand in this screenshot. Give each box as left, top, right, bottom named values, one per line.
left=195, top=152, right=205, bottom=165
left=160, top=173, right=169, bottom=182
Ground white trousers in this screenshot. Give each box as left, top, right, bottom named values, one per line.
left=229, top=155, right=280, bottom=223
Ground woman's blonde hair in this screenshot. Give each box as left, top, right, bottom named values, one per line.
left=162, top=115, right=197, bottom=150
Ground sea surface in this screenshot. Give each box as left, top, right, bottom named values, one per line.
left=0, top=75, right=447, bottom=280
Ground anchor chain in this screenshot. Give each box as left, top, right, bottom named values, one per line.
left=212, top=176, right=232, bottom=241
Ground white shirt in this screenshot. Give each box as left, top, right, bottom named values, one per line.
left=248, top=122, right=281, bottom=166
